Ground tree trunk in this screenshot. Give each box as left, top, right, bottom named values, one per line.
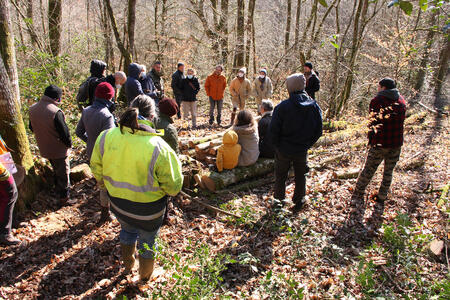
left=48, top=0, right=62, bottom=57
left=0, top=59, right=33, bottom=170
left=127, top=0, right=137, bottom=58
left=298, top=0, right=318, bottom=65
left=0, top=0, right=20, bottom=104
left=26, top=0, right=38, bottom=46
left=218, top=0, right=229, bottom=64
left=233, top=0, right=245, bottom=70
left=202, top=158, right=275, bottom=191
left=245, top=0, right=256, bottom=70
left=294, top=0, right=302, bottom=50
left=104, top=0, right=132, bottom=73
left=284, top=0, right=292, bottom=51
left=434, top=36, right=450, bottom=98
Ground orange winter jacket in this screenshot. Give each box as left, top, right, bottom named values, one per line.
left=205, top=73, right=227, bottom=101
left=216, top=131, right=241, bottom=172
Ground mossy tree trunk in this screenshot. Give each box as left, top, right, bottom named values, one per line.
left=233, top=0, right=245, bottom=71
left=0, top=57, right=34, bottom=171
left=48, top=0, right=62, bottom=57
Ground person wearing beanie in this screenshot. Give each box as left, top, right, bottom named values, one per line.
left=171, top=62, right=185, bottom=119
left=77, top=60, right=108, bottom=110
left=155, top=98, right=180, bottom=153
left=303, top=62, right=320, bottom=100
left=229, top=67, right=252, bottom=125
left=29, top=85, right=72, bottom=204
left=270, top=73, right=323, bottom=213
left=252, top=68, right=273, bottom=109
left=353, top=77, right=406, bottom=205
left=76, top=82, right=117, bottom=223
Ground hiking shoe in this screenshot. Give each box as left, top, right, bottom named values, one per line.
left=0, top=234, right=21, bottom=246
left=292, top=200, right=306, bottom=213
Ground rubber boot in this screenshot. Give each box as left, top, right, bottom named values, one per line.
left=98, top=207, right=112, bottom=224
left=120, top=243, right=136, bottom=274
left=139, top=256, right=155, bottom=281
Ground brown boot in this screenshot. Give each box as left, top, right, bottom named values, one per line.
left=139, top=256, right=155, bottom=281
left=120, top=243, right=136, bottom=274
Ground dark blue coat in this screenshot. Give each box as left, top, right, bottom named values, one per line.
left=139, top=74, right=158, bottom=100
left=270, top=91, right=323, bottom=155
left=125, top=63, right=144, bottom=104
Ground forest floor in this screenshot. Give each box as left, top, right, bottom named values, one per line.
left=0, top=106, right=449, bottom=299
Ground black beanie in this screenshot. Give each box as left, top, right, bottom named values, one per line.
left=379, top=78, right=396, bottom=90
left=44, top=85, right=62, bottom=100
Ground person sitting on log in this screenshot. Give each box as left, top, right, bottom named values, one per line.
left=216, top=130, right=241, bottom=172
left=232, top=110, right=260, bottom=167
left=258, top=99, right=275, bottom=158
left=155, top=98, right=180, bottom=154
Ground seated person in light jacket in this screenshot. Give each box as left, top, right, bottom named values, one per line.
left=232, top=110, right=259, bottom=167
left=216, top=130, right=241, bottom=172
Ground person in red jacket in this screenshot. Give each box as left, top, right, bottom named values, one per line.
left=354, top=78, right=406, bottom=202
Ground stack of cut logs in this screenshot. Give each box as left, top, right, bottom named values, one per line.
left=179, top=132, right=225, bottom=166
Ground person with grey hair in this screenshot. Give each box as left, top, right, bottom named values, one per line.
left=258, top=99, right=275, bottom=158
left=270, top=73, right=322, bottom=213
left=130, top=94, right=157, bottom=121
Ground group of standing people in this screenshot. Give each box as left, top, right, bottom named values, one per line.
left=1, top=57, right=406, bottom=287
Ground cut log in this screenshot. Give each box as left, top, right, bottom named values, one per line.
left=195, top=138, right=222, bottom=152
left=208, top=145, right=220, bottom=156
left=179, top=139, right=190, bottom=150
left=334, top=168, right=360, bottom=179
left=188, top=132, right=226, bottom=149
left=201, top=158, right=275, bottom=192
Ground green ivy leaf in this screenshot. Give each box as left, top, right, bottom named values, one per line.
left=318, top=0, right=328, bottom=7
left=399, top=1, right=413, bottom=15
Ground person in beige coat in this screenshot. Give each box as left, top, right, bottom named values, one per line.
left=232, top=110, right=259, bottom=167
left=253, top=69, right=273, bottom=107
left=229, top=67, right=252, bottom=125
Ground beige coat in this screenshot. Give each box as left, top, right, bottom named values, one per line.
left=253, top=77, right=273, bottom=105
left=233, top=123, right=259, bottom=167
left=229, top=77, right=252, bottom=110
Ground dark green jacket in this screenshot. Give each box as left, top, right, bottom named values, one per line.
left=155, top=113, right=179, bottom=154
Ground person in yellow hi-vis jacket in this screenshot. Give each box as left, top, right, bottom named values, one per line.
left=90, top=107, right=183, bottom=282
left=216, top=130, right=241, bottom=172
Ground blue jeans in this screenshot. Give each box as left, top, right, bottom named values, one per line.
left=118, top=218, right=159, bottom=259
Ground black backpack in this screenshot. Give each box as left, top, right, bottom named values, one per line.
left=76, top=77, right=98, bottom=110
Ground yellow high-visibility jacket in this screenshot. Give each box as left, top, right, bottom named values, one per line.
left=90, top=125, right=183, bottom=231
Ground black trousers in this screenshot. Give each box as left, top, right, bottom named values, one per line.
left=0, top=176, right=18, bottom=235
left=274, top=150, right=308, bottom=204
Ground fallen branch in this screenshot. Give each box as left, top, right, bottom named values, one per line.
left=179, top=190, right=241, bottom=218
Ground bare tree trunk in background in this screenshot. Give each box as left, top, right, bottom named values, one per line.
left=233, top=0, right=245, bottom=70
left=245, top=0, right=256, bottom=71
left=413, top=12, right=437, bottom=95
left=104, top=0, right=132, bottom=73
left=299, top=0, right=318, bottom=65
left=86, top=0, right=90, bottom=53
left=98, top=0, right=115, bottom=70
left=434, top=37, right=449, bottom=99
left=218, top=0, right=229, bottom=64
left=26, top=0, right=38, bottom=46
left=294, top=0, right=302, bottom=51
left=39, top=0, right=47, bottom=38
left=252, top=15, right=256, bottom=74
left=0, top=0, right=20, bottom=104
left=0, top=0, right=33, bottom=170
left=15, top=7, right=25, bottom=46
left=127, top=0, right=137, bottom=59
left=48, top=0, right=62, bottom=56
left=284, top=0, right=292, bottom=51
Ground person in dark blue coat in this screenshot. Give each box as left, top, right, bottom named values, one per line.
left=270, top=73, right=323, bottom=212
left=125, top=63, right=145, bottom=105
left=139, top=65, right=158, bottom=102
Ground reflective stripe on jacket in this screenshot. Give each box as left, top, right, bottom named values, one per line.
left=90, top=126, right=183, bottom=204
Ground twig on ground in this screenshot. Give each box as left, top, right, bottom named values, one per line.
left=179, top=190, right=241, bottom=218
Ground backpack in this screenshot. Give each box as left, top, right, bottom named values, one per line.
left=76, top=77, right=98, bottom=110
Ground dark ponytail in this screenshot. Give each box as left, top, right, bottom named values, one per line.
left=119, top=108, right=139, bottom=134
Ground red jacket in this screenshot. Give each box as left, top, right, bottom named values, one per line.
left=368, top=89, right=406, bottom=148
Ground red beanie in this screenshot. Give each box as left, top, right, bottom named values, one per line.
left=158, top=98, right=179, bottom=117
left=95, top=82, right=115, bottom=100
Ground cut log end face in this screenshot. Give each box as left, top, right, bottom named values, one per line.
left=201, top=175, right=216, bottom=192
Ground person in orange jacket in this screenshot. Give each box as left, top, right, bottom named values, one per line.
left=205, top=65, right=227, bottom=126
left=216, top=130, right=242, bottom=172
